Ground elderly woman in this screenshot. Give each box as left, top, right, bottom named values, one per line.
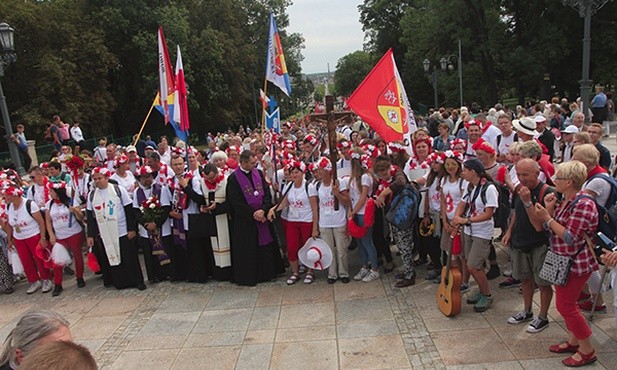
left=0, top=310, right=71, bottom=369
left=211, top=151, right=231, bottom=176
left=533, top=161, right=598, bottom=367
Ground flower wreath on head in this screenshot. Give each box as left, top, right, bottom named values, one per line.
left=92, top=166, right=111, bottom=177
left=47, top=181, right=66, bottom=190
left=288, top=160, right=306, bottom=173
left=314, top=157, right=332, bottom=172
left=115, top=154, right=129, bottom=168
left=388, top=142, right=407, bottom=153
left=283, top=140, right=296, bottom=150
left=471, top=138, right=496, bottom=156
left=450, top=138, right=467, bottom=149
left=360, top=154, right=372, bottom=170
left=361, top=144, right=380, bottom=158
left=428, top=152, right=446, bottom=164
left=444, top=150, right=465, bottom=163
left=304, top=134, right=318, bottom=146
left=336, top=141, right=351, bottom=150
left=350, top=152, right=361, bottom=160
left=4, top=186, right=23, bottom=197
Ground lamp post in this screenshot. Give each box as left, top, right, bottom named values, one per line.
left=0, top=21, right=23, bottom=175
left=423, top=58, right=439, bottom=108
left=423, top=41, right=464, bottom=109
left=563, top=0, right=610, bottom=123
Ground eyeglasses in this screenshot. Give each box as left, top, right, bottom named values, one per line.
left=553, top=176, right=568, bottom=181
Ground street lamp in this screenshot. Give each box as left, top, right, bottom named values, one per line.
left=422, top=58, right=439, bottom=108
left=423, top=40, right=465, bottom=109
left=563, top=0, right=610, bottom=123
left=0, top=21, right=23, bottom=175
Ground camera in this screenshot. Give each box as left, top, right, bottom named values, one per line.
left=595, top=232, right=617, bottom=264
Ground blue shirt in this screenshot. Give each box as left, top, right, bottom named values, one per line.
left=592, top=92, right=607, bottom=108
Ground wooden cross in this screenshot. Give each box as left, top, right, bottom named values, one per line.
left=309, top=96, right=354, bottom=210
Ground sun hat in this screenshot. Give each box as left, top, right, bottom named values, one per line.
left=298, top=238, right=333, bottom=270
left=512, top=117, right=537, bottom=136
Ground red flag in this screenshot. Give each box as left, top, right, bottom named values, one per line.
left=346, top=49, right=417, bottom=144
left=174, top=45, right=190, bottom=132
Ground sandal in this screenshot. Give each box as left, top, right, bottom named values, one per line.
left=562, top=350, right=597, bottom=367
left=549, top=342, right=579, bottom=354
left=303, top=273, right=314, bottom=284
left=286, top=273, right=300, bottom=285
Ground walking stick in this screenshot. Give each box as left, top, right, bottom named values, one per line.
left=589, top=265, right=609, bottom=321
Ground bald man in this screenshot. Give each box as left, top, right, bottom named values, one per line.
left=502, top=159, right=555, bottom=333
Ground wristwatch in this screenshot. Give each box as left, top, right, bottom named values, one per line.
left=465, top=218, right=472, bottom=226
left=523, top=201, right=533, bottom=208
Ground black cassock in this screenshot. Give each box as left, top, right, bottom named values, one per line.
left=183, top=181, right=232, bottom=281
left=226, top=169, right=284, bottom=286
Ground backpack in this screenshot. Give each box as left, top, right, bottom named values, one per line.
left=88, top=184, right=122, bottom=204
left=576, top=174, right=617, bottom=241
left=385, top=183, right=421, bottom=230
left=466, top=181, right=505, bottom=227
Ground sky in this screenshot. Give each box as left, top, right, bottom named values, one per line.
left=286, top=0, right=365, bottom=75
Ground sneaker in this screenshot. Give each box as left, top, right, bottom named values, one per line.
left=499, top=277, right=521, bottom=289
left=526, top=317, right=549, bottom=333
left=507, top=311, right=533, bottom=324
left=486, top=265, right=501, bottom=280
left=52, top=285, right=63, bottom=297
left=466, top=291, right=483, bottom=304
left=473, top=295, right=493, bottom=312
left=425, top=269, right=440, bottom=280
left=26, top=281, right=41, bottom=294
left=362, top=270, right=380, bottom=282
left=460, top=282, right=470, bottom=293
left=41, top=280, right=53, bottom=293
left=354, top=267, right=370, bottom=281
left=578, top=300, right=607, bottom=313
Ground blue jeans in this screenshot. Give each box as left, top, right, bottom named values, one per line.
left=354, top=214, right=378, bottom=269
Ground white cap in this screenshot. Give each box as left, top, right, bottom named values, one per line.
left=561, top=125, right=579, bottom=134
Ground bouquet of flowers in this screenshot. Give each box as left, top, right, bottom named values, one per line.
left=140, top=195, right=164, bottom=223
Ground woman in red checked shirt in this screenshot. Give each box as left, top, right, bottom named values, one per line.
left=45, top=182, right=86, bottom=296
left=533, top=161, right=599, bottom=367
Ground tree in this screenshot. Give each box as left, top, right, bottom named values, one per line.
left=334, top=51, right=374, bottom=97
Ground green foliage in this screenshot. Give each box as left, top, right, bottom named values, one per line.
left=360, top=0, right=617, bottom=108
left=0, top=0, right=305, bottom=145
left=334, top=50, right=374, bottom=97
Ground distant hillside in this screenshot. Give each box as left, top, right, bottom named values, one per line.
left=303, top=72, right=333, bottom=85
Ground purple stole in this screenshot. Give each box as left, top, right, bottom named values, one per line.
left=171, top=178, right=188, bottom=250
left=233, top=168, right=273, bottom=246
left=136, top=184, right=171, bottom=265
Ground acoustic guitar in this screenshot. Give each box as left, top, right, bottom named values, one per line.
left=437, top=232, right=462, bottom=317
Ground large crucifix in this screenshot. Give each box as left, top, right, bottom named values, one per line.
left=309, top=95, right=354, bottom=210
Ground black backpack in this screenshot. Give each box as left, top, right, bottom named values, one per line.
left=385, top=183, right=421, bottom=230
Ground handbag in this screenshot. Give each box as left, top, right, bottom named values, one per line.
left=539, top=235, right=591, bottom=286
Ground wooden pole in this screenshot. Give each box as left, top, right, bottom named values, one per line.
left=133, top=94, right=159, bottom=146
left=261, top=79, right=268, bottom=139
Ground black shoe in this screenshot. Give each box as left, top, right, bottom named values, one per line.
left=327, top=278, right=337, bottom=284
left=486, top=265, right=501, bottom=280
left=136, top=283, right=147, bottom=291
left=3, top=287, right=14, bottom=295
left=52, top=285, right=63, bottom=297
left=64, top=266, right=75, bottom=276
left=76, top=278, right=86, bottom=288
left=150, top=277, right=161, bottom=284
left=413, top=258, right=428, bottom=266
left=340, top=277, right=350, bottom=284
left=383, top=262, right=395, bottom=274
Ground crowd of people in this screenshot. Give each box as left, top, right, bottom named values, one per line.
left=0, top=95, right=616, bottom=367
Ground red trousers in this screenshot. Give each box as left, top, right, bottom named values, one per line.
left=555, top=272, right=593, bottom=340
left=285, top=221, right=312, bottom=262
left=14, top=234, right=50, bottom=283
left=53, top=232, right=85, bottom=285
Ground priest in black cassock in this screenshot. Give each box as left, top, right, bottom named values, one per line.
left=226, top=150, right=284, bottom=286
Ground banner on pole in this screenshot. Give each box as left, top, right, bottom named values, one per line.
left=265, top=108, right=280, bottom=133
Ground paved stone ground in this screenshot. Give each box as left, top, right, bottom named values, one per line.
left=0, top=136, right=616, bottom=369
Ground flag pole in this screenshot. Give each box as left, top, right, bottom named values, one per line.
left=133, top=94, right=159, bottom=146
left=261, top=79, right=268, bottom=140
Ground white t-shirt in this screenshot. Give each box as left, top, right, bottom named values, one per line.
left=111, top=172, right=137, bottom=199
left=86, top=185, right=132, bottom=237
left=46, top=200, right=83, bottom=240
left=309, top=178, right=349, bottom=228
left=405, top=162, right=429, bottom=217
left=286, top=181, right=313, bottom=223
left=349, top=173, right=373, bottom=215
left=482, top=125, right=501, bottom=149
left=441, top=177, right=468, bottom=220
left=497, top=132, right=517, bottom=156
left=160, top=148, right=172, bottom=166
left=423, top=173, right=442, bottom=213
left=461, top=182, right=498, bottom=240
left=133, top=185, right=172, bottom=238
left=70, top=126, right=84, bottom=142
left=27, top=183, right=48, bottom=210
left=8, top=199, right=41, bottom=240
left=583, top=174, right=612, bottom=207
